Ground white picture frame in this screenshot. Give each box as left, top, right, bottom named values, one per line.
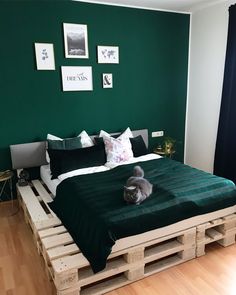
left=102, top=73, right=113, bottom=88
left=61, top=66, right=93, bottom=91
left=35, top=43, right=55, bottom=70
left=63, top=23, right=89, bottom=59
left=97, top=46, right=119, bottom=64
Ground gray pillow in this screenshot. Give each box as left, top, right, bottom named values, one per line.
left=47, top=137, right=82, bottom=150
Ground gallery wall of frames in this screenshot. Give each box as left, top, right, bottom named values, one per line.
left=35, top=23, right=118, bottom=90
left=0, top=0, right=190, bottom=170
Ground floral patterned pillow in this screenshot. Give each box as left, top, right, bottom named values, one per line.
left=103, top=136, right=134, bottom=163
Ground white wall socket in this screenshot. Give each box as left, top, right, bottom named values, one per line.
left=152, top=131, right=164, bottom=137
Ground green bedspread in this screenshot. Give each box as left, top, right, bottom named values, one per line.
left=49, top=158, right=236, bottom=273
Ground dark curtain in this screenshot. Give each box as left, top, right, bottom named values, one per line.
left=214, top=4, right=236, bottom=183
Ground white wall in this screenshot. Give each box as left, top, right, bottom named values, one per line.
left=185, top=0, right=236, bottom=172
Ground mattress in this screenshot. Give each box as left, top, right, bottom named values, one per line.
left=40, top=164, right=60, bottom=196
left=40, top=153, right=161, bottom=196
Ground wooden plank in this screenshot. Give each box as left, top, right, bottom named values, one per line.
left=79, top=257, right=130, bottom=286
left=42, top=232, right=74, bottom=249
left=32, top=180, right=54, bottom=203
left=144, top=240, right=184, bottom=264
left=17, top=184, right=48, bottom=223
left=52, top=253, right=90, bottom=273
left=39, top=225, right=67, bottom=239
left=81, top=275, right=128, bottom=295
left=144, top=255, right=183, bottom=276
left=48, top=244, right=80, bottom=260
left=217, top=234, right=236, bottom=247
left=32, top=180, right=57, bottom=217
left=209, top=218, right=223, bottom=227
left=222, top=213, right=236, bottom=221
left=206, top=228, right=223, bottom=240
left=57, top=284, right=81, bottom=295
left=35, top=217, right=62, bottom=231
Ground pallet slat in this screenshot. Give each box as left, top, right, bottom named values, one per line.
left=144, top=240, right=184, bottom=264
left=144, top=255, right=183, bottom=276
left=39, top=225, right=67, bottom=239
left=47, top=244, right=80, bottom=260
left=35, top=217, right=62, bottom=231
left=32, top=180, right=54, bottom=203
left=18, top=185, right=48, bottom=223
left=42, top=232, right=74, bottom=249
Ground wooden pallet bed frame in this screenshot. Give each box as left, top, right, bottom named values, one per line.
left=17, top=180, right=236, bottom=295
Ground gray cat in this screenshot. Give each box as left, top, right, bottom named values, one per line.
left=124, top=166, right=153, bottom=205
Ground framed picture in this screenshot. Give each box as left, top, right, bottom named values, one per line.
left=34, top=43, right=55, bottom=70
left=97, top=46, right=119, bottom=64
left=61, top=66, right=93, bottom=91
left=63, top=23, right=89, bottom=58
left=102, top=73, right=113, bottom=88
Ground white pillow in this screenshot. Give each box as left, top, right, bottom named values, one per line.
left=103, top=135, right=133, bottom=164
left=118, top=127, right=133, bottom=139
left=99, top=127, right=133, bottom=139
left=46, top=134, right=63, bottom=163
left=99, top=130, right=111, bottom=138
left=78, top=130, right=94, bottom=147
left=47, top=134, right=63, bottom=141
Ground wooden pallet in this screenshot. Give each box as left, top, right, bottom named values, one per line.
left=39, top=223, right=196, bottom=295
left=17, top=180, right=60, bottom=251
left=196, top=214, right=236, bottom=257
left=17, top=180, right=236, bottom=295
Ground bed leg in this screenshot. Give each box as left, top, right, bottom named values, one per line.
left=196, top=243, right=205, bottom=257
left=124, top=247, right=145, bottom=280
left=218, top=234, right=235, bottom=247
left=217, top=217, right=236, bottom=247
left=178, top=246, right=196, bottom=260
left=54, top=269, right=79, bottom=292
left=124, top=247, right=144, bottom=263
left=177, top=228, right=196, bottom=245
left=125, top=265, right=145, bottom=281
left=56, top=284, right=81, bottom=295
left=196, top=224, right=207, bottom=257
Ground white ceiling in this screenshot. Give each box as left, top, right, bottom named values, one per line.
left=76, top=0, right=227, bottom=13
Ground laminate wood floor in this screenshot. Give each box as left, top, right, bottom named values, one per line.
left=1, top=201, right=236, bottom=295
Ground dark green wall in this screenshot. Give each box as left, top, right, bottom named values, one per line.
left=0, top=0, right=189, bottom=170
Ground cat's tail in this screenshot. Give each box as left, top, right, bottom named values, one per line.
left=133, top=166, right=144, bottom=177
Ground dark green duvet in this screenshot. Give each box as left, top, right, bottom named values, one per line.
left=49, top=158, right=236, bottom=273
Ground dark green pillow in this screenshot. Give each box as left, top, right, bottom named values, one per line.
left=48, top=137, right=82, bottom=150
left=48, top=142, right=106, bottom=179
left=130, top=135, right=148, bottom=157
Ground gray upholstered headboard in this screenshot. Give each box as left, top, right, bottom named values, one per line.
left=10, top=129, right=148, bottom=169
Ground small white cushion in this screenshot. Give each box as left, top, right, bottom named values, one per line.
left=118, top=127, right=133, bottom=139
left=99, top=130, right=111, bottom=138
left=78, top=130, right=94, bottom=148
left=47, top=134, right=63, bottom=141
left=99, top=127, right=133, bottom=139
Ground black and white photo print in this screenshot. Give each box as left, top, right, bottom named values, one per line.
left=63, top=23, right=89, bottom=58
